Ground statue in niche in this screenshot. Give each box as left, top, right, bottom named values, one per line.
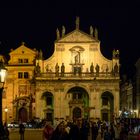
left=56, top=28, right=60, bottom=40
left=114, top=63, right=119, bottom=75
left=62, top=25, right=65, bottom=37
left=55, top=63, right=59, bottom=76
left=90, top=62, right=94, bottom=74
left=95, top=64, right=100, bottom=75
left=35, top=63, right=41, bottom=75
left=61, top=63, right=65, bottom=77
left=74, top=51, right=80, bottom=64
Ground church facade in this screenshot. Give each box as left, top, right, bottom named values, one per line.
left=3, top=18, right=120, bottom=123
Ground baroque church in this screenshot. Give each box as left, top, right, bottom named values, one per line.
left=2, top=17, right=120, bottom=123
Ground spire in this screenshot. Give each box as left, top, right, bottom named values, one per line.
left=75, top=16, right=80, bottom=30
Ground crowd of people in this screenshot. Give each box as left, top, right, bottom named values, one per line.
left=1, top=117, right=140, bottom=140
left=42, top=118, right=140, bottom=140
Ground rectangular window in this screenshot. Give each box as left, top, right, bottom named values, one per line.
left=24, top=59, right=28, bottom=63
left=18, top=59, right=23, bottom=63
left=18, top=72, right=23, bottom=78
left=24, top=72, right=29, bottom=78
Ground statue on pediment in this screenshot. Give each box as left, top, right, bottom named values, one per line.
left=90, top=62, right=94, bottom=74
left=21, top=41, right=25, bottom=46
left=35, top=63, right=41, bottom=75
left=55, top=63, right=59, bottom=76
left=76, top=16, right=80, bottom=30
left=114, top=63, right=119, bottom=75
left=113, top=49, right=119, bottom=58
left=62, top=26, right=66, bottom=37
left=56, top=28, right=60, bottom=40
left=95, top=64, right=100, bottom=76
left=38, top=49, right=43, bottom=59
left=90, top=26, right=94, bottom=36
left=95, top=28, right=98, bottom=39
left=61, top=63, right=65, bottom=77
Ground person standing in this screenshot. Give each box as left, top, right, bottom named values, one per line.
left=4, top=122, right=9, bottom=140
left=19, top=123, right=25, bottom=140
left=43, top=122, right=54, bottom=140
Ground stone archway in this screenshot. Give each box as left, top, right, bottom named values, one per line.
left=41, top=91, right=54, bottom=123
left=18, top=107, right=28, bottom=122
left=101, top=91, right=114, bottom=122
left=67, top=86, right=89, bottom=120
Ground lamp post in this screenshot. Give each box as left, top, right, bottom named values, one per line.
left=4, top=107, right=8, bottom=123
left=0, top=60, right=7, bottom=123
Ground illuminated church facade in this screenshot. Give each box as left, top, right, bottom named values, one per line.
left=2, top=18, right=120, bottom=123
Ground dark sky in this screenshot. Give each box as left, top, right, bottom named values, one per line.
left=0, top=1, right=140, bottom=78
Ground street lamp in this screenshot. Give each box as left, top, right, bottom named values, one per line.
left=4, top=107, right=8, bottom=123
left=0, top=60, right=7, bottom=123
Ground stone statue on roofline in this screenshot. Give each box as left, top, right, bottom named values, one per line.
left=61, top=63, right=65, bottom=77
left=56, top=28, right=60, bottom=40
left=90, top=62, right=94, bottom=75
left=55, top=63, right=59, bottom=77
left=62, top=25, right=66, bottom=37
left=35, top=63, right=41, bottom=75
left=94, top=27, right=98, bottom=39
left=76, top=16, right=80, bottom=30
left=95, top=64, right=100, bottom=76
left=112, top=49, right=119, bottom=58
left=90, top=26, right=94, bottom=36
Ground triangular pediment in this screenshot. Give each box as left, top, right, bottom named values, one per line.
left=10, top=43, right=36, bottom=55
left=57, top=30, right=99, bottom=43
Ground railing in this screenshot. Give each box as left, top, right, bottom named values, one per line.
left=36, top=72, right=119, bottom=80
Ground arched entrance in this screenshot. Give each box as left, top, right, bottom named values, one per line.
left=41, top=91, right=54, bottom=124
left=73, top=107, right=82, bottom=120
left=67, top=86, right=89, bottom=120
left=101, top=91, right=114, bottom=122
left=18, top=107, right=28, bottom=122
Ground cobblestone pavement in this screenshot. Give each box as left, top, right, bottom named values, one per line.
left=9, top=128, right=43, bottom=140
left=9, top=128, right=138, bottom=140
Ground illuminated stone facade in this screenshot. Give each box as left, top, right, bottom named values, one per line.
left=3, top=19, right=120, bottom=123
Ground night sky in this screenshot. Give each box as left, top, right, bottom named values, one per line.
left=0, top=1, right=140, bottom=78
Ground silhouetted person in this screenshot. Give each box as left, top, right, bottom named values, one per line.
left=19, top=123, right=25, bottom=140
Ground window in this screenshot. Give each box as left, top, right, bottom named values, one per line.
left=24, top=59, right=28, bottom=63
left=18, top=59, right=29, bottom=63
left=18, top=72, right=29, bottom=79
left=18, top=59, right=23, bottom=63
left=18, top=72, right=23, bottom=78
left=24, top=72, right=29, bottom=78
